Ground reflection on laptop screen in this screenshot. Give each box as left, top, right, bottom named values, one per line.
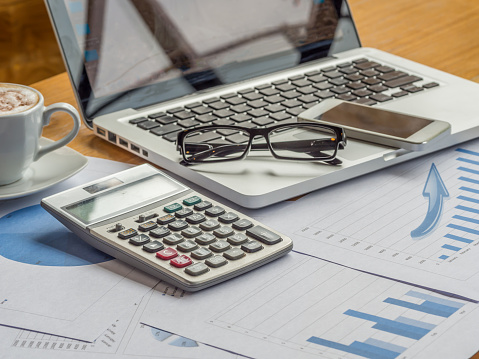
left=47, top=0, right=358, bottom=121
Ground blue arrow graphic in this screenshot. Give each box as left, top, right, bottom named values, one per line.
left=411, top=163, right=449, bottom=238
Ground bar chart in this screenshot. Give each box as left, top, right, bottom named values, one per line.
left=307, top=290, right=465, bottom=359
left=280, top=145, right=479, bottom=285
left=207, top=255, right=473, bottom=359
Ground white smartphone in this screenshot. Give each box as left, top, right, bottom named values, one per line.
left=298, top=99, right=451, bottom=151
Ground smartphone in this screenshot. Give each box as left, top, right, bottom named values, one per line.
left=298, top=99, right=451, bottom=151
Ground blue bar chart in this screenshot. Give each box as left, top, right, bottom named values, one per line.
left=439, top=148, right=479, bottom=260
left=205, top=256, right=472, bottom=359
left=307, top=290, right=465, bottom=359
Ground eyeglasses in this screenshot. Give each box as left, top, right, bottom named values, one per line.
left=176, top=122, right=346, bottom=165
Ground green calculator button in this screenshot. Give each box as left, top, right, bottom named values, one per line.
left=183, top=196, right=202, bottom=206
left=164, top=203, right=182, bottom=213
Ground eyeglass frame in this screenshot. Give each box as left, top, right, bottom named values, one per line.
left=176, top=122, right=347, bottom=165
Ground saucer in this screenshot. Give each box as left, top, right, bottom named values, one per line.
left=0, top=137, right=88, bottom=200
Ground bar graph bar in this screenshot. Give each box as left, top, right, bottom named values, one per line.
left=437, top=150, right=479, bottom=260
left=307, top=290, right=465, bottom=358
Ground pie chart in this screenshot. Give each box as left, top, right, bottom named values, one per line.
left=0, top=204, right=113, bottom=266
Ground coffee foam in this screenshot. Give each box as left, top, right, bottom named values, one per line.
left=0, top=84, right=39, bottom=116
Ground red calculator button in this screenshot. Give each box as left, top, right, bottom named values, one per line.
left=170, top=255, right=193, bottom=268
left=156, top=247, right=178, bottom=260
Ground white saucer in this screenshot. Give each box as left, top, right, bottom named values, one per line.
left=0, top=137, right=88, bottom=200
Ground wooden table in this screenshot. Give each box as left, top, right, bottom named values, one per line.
left=29, top=1, right=479, bottom=357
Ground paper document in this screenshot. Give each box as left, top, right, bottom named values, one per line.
left=140, top=252, right=479, bottom=359
left=0, top=158, right=158, bottom=342
left=0, top=282, right=237, bottom=359
left=254, top=139, right=479, bottom=300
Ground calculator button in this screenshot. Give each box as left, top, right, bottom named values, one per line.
left=163, top=233, right=184, bottom=245
left=138, top=220, right=158, bottom=232
left=227, top=233, right=248, bottom=245
left=157, top=214, right=175, bottom=225
left=129, top=234, right=150, bottom=246
left=138, top=213, right=158, bottom=222
left=223, top=248, right=245, bottom=261
left=205, top=206, right=226, bottom=217
left=170, top=255, right=193, bottom=268
left=191, top=247, right=213, bottom=260
left=175, top=207, right=194, bottom=218
left=246, top=226, right=282, bottom=245
left=195, top=233, right=217, bottom=245
left=181, top=226, right=202, bottom=238
left=194, top=201, right=212, bottom=211
left=168, top=220, right=189, bottom=231
left=183, top=196, right=202, bottom=206
left=118, top=228, right=138, bottom=239
left=199, top=219, right=220, bottom=231
left=177, top=240, right=199, bottom=252
left=213, top=226, right=235, bottom=238
left=164, top=203, right=183, bottom=213
left=209, top=240, right=231, bottom=253
left=232, top=219, right=253, bottom=230
left=205, top=255, right=228, bottom=268
left=185, top=262, right=209, bottom=276
left=186, top=213, right=206, bottom=224
left=218, top=212, right=239, bottom=224
left=108, top=223, right=124, bottom=233
left=149, top=226, right=170, bottom=238
left=241, top=241, right=263, bottom=253
left=156, top=247, right=178, bottom=260
left=143, top=240, right=164, bottom=253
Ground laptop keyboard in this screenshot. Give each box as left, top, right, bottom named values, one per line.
left=128, top=58, right=439, bottom=143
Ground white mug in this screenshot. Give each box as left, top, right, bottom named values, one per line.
left=0, top=83, right=81, bottom=185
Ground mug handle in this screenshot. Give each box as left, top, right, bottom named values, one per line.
left=34, top=103, right=81, bottom=161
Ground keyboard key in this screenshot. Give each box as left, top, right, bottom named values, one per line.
left=118, top=228, right=138, bottom=239
left=213, top=226, right=235, bottom=238
left=186, top=213, right=206, bottom=225
left=223, top=248, right=245, bottom=261
left=168, top=220, right=189, bottom=231
left=219, top=212, right=239, bottom=224
left=205, top=206, right=226, bottom=217
left=138, top=121, right=160, bottom=130
left=150, top=226, right=171, bottom=238
left=138, top=220, right=158, bottom=232
left=177, top=240, right=199, bottom=252
left=163, top=233, right=184, bottom=245
left=200, top=219, right=220, bottom=231
left=233, top=219, right=253, bottom=230
left=129, top=234, right=150, bottom=246
left=175, top=207, right=194, bottom=218
left=369, top=93, right=393, bottom=102
left=185, top=262, right=209, bottom=276
left=194, top=201, right=212, bottom=211
left=227, top=233, right=248, bottom=245
left=241, top=240, right=263, bottom=253
left=143, top=240, right=164, bottom=253
left=156, top=247, right=178, bottom=260
left=157, top=214, right=175, bottom=225
left=170, top=255, right=193, bottom=268
left=246, top=226, right=282, bottom=245
left=205, top=255, right=228, bottom=268
left=150, top=124, right=182, bottom=136
left=191, top=247, right=213, bottom=260
left=209, top=240, right=231, bottom=253
left=195, top=233, right=217, bottom=245
left=181, top=226, right=202, bottom=238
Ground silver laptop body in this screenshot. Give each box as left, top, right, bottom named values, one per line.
left=45, top=0, right=479, bottom=208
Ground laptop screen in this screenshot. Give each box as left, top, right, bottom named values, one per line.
left=46, top=0, right=360, bottom=125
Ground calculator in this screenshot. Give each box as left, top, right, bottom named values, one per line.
left=41, top=164, right=293, bottom=291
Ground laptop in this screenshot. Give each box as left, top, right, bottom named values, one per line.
left=45, top=0, right=479, bottom=208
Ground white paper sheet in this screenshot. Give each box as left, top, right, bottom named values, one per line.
left=0, top=281, right=238, bottom=359
left=0, top=158, right=158, bottom=342
left=245, top=139, right=479, bottom=301
left=140, top=252, right=479, bottom=359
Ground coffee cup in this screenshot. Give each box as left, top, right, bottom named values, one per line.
left=0, top=83, right=81, bottom=185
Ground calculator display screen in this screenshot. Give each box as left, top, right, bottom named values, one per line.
left=64, top=174, right=185, bottom=224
